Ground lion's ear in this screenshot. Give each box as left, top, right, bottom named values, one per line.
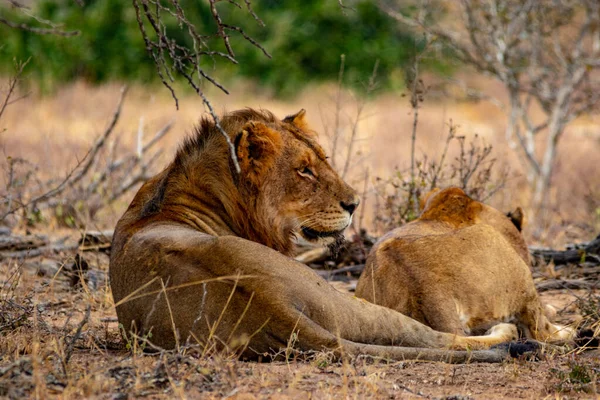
left=283, top=109, right=307, bottom=127
left=283, top=109, right=316, bottom=137
left=507, top=207, right=524, bottom=231
left=235, top=121, right=283, bottom=186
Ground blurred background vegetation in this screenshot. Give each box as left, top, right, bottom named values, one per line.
left=0, top=0, right=451, bottom=96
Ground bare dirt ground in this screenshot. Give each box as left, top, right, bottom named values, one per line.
left=1, top=235, right=598, bottom=399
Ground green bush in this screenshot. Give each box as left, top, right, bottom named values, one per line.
left=0, top=0, right=451, bottom=96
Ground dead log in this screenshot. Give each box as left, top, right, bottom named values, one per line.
left=0, top=243, right=79, bottom=261
left=316, top=264, right=365, bottom=281
left=530, top=233, right=600, bottom=266
left=535, top=279, right=599, bottom=292
left=0, top=234, right=48, bottom=252
left=79, top=230, right=113, bottom=253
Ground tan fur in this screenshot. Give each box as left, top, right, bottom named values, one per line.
left=356, top=187, right=574, bottom=343
left=110, top=112, right=520, bottom=362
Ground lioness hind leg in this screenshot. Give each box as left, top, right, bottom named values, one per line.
left=520, top=303, right=575, bottom=343
left=544, top=304, right=558, bottom=320
left=419, top=296, right=472, bottom=336
left=543, top=305, right=575, bottom=342
left=453, top=323, right=519, bottom=349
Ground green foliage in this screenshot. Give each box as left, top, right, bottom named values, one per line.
left=1, top=1, right=150, bottom=90
left=0, top=0, right=451, bottom=96
left=550, top=360, right=598, bottom=394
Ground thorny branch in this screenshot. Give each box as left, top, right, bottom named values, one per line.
left=0, top=58, right=30, bottom=123
left=0, top=0, right=80, bottom=37
left=132, top=0, right=271, bottom=174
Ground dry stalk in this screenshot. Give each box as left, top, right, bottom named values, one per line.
left=62, top=305, right=91, bottom=376
left=0, top=58, right=30, bottom=123
left=341, top=60, right=379, bottom=179
left=405, top=33, right=434, bottom=216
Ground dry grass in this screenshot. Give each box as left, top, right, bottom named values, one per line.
left=1, top=246, right=598, bottom=399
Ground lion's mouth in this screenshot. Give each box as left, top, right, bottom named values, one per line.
left=300, top=226, right=344, bottom=241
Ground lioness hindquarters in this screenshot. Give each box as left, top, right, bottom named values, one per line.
left=355, top=187, right=575, bottom=344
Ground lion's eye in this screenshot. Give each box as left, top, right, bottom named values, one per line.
left=298, top=166, right=315, bottom=179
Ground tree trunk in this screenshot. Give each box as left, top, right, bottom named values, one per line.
left=533, top=109, right=566, bottom=210
left=533, top=136, right=556, bottom=209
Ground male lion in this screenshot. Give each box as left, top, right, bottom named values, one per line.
left=110, top=110, right=522, bottom=362
left=356, top=187, right=574, bottom=343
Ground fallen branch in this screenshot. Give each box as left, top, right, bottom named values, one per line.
left=531, top=233, right=600, bottom=265
left=79, top=230, right=113, bottom=253
left=535, top=279, right=599, bottom=292
left=0, top=243, right=79, bottom=261
left=316, top=264, right=365, bottom=281
left=0, top=229, right=114, bottom=261
left=0, top=234, right=48, bottom=252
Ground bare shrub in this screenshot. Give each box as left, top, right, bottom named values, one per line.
left=0, top=262, right=32, bottom=334
left=380, top=0, right=600, bottom=213
left=0, top=87, right=171, bottom=229
left=371, top=30, right=508, bottom=233
left=374, top=122, right=508, bottom=232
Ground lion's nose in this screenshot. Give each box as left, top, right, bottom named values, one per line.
left=340, top=197, right=360, bottom=215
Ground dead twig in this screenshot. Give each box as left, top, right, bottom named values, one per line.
left=62, top=305, right=91, bottom=376
left=0, top=16, right=79, bottom=36
left=0, top=58, right=30, bottom=122
left=132, top=0, right=270, bottom=174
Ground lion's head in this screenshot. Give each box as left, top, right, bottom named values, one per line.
left=134, top=108, right=358, bottom=256
left=420, top=187, right=530, bottom=264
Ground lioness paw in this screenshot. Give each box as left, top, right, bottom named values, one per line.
left=486, top=323, right=519, bottom=341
